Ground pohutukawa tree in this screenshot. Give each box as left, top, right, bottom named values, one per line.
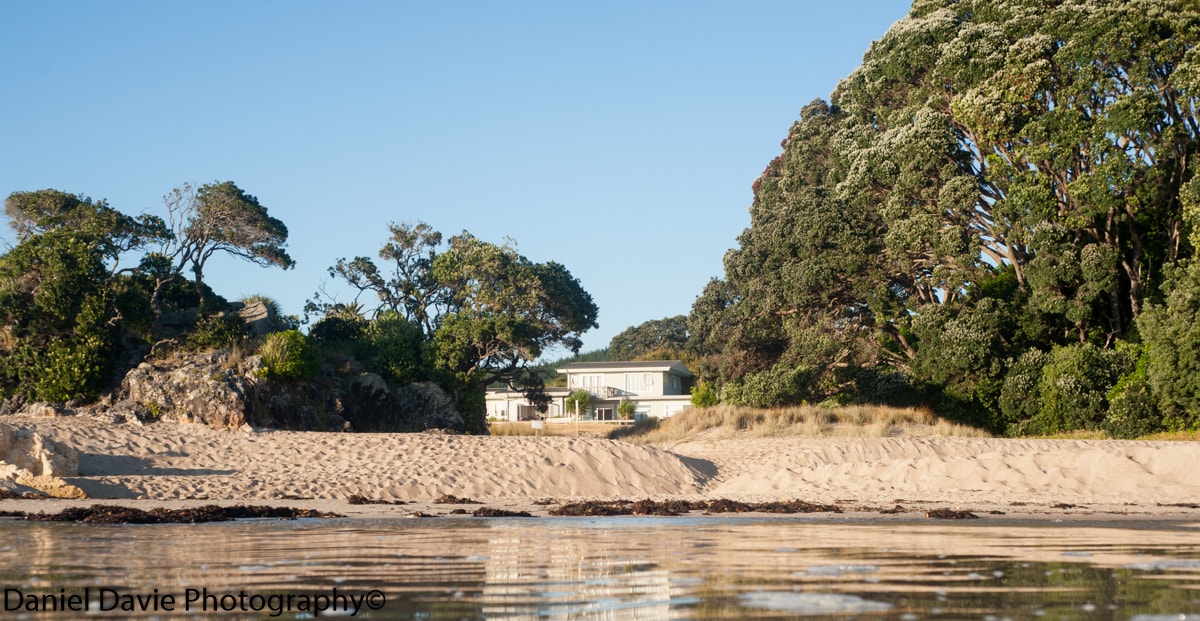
left=311, top=222, right=598, bottom=432
left=689, top=0, right=1200, bottom=435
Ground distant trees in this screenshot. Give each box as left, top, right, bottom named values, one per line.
left=687, top=0, right=1200, bottom=435
left=310, top=221, right=598, bottom=433
left=608, top=315, right=689, bottom=360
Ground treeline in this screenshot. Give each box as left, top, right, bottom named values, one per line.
left=0, top=188, right=597, bottom=433
left=674, top=0, right=1200, bottom=436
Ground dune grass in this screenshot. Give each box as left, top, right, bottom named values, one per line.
left=608, top=404, right=992, bottom=444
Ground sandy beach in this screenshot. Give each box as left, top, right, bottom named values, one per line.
left=4, top=415, right=1200, bottom=521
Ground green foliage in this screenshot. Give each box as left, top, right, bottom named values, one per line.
left=998, top=349, right=1051, bottom=435
left=719, top=364, right=811, bottom=408
left=1139, top=260, right=1200, bottom=430
left=690, top=381, right=719, bottom=408
left=685, top=0, right=1200, bottom=434
left=185, top=314, right=246, bottom=351
left=563, top=390, right=593, bottom=418
left=358, top=312, right=425, bottom=384
left=30, top=330, right=110, bottom=403
left=317, top=222, right=598, bottom=431
left=308, top=311, right=369, bottom=345
left=617, top=398, right=637, bottom=420
left=257, top=330, right=319, bottom=380
left=1104, top=346, right=1161, bottom=439
left=1032, top=344, right=1126, bottom=434
left=0, top=225, right=122, bottom=402
left=609, top=316, right=689, bottom=360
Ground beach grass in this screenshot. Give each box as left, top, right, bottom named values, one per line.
left=608, top=404, right=992, bottom=444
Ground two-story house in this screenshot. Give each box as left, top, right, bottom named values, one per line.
left=485, top=360, right=694, bottom=422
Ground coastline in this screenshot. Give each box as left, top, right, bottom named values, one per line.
left=3, top=415, right=1200, bottom=523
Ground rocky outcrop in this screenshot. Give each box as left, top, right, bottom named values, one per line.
left=0, top=421, right=78, bottom=476
left=234, top=300, right=283, bottom=338
left=0, top=421, right=87, bottom=499
left=59, top=347, right=470, bottom=434
left=120, top=350, right=259, bottom=429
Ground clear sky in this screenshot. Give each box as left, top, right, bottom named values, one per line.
left=1, top=1, right=909, bottom=356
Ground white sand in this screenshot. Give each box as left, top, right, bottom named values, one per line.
left=6, top=416, right=1200, bottom=519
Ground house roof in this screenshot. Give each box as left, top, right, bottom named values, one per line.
left=556, top=360, right=693, bottom=377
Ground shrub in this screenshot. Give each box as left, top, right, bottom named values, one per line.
left=1104, top=346, right=1162, bottom=439
left=1139, top=260, right=1200, bottom=430
left=998, top=348, right=1050, bottom=434
left=564, top=390, right=592, bottom=418
left=309, top=312, right=368, bottom=345
left=185, top=314, right=246, bottom=351
left=690, top=381, right=719, bottom=408
left=257, top=330, right=319, bottom=380
left=1026, top=343, right=1130, bottom=435
left=31, top=331, right=109, bottom=402
left=618, top=398, right=637, bottom=420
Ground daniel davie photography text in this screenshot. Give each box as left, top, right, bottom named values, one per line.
left=4, top=586, right=386, bottom=617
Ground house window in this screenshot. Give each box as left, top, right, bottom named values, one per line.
left=577, top=374, right=602, bottom=390
left=595, top=407, right=614, bottom=421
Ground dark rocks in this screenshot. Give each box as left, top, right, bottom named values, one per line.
left=435, top=494, right=481, bottom=504
left=0, top=504, right=342, bottom=524
left=926, top=508, right=979, bottom=519
left=547, top=498, right=843, bottom=517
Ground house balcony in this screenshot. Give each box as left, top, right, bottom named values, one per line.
left=585, top=386, right=621, bottom=399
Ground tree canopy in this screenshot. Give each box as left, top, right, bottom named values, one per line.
left=689, top=0, right=1200, bottom=434
left=311, top=222, right=598, bottom=431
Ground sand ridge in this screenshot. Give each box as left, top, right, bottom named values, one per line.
left=5, top=417, right=1200, bottom=518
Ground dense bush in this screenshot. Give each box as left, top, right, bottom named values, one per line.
left=358, top=312, right=425, bottom=384
left=1024, top=344, right=1131, bottom=435
left=1139, top=260, right=1200, bottom=431
left=1103, top=347, right=1161, bottom=439
left=309, top=312, right=368, bottom=345
left=998, top=349, right=1051, bottom=435
left=719, top=363, right=811, bottom=408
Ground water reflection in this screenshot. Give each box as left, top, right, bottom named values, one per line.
left=1, top=516, right=1199, bottom=619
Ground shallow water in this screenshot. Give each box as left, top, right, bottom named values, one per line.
left=1, top=516, right=1199, bottom=619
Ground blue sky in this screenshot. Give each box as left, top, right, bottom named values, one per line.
left=1, top=1, right=909, bottom=356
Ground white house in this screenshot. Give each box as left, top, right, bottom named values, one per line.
left=485, top=360, right=694, bottom=422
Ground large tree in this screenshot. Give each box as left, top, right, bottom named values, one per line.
left=314, top=222, right=598, bottom=431
left=157, top=181, right=294, bottom=308
left=691, top=0, right=1200, bottom=431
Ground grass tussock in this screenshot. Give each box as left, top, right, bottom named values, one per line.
left=609, top=404, right=991, bottom=444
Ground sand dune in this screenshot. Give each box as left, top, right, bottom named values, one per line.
left=5, top=416, right=1200, bottom=518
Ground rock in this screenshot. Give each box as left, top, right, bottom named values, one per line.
left=16, top=402, right=73, bottom=418
left=352, top=373, right=390, bottom=396
left=236, top=300, right=280, bottom=338
left=398, top=382, right=466, bottom=432
left=119, top=350, right=254, bottom=430
left=0, top=422, right=79, bottom=477
left=0, top=422, right=85, bottom=499
left=13, top=473, right=88, bottom=499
